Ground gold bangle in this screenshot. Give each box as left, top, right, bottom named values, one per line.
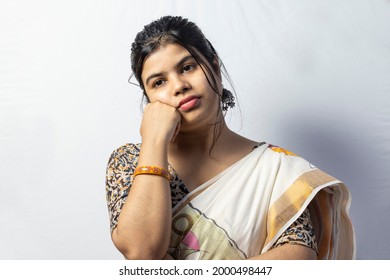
left=133, top=165, right=171, bottom=181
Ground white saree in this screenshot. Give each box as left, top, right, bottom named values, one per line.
left=167, top=144, right=355, bottom=260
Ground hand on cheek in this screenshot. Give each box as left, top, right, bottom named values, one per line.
left=140, top=101, right=181, bottom=145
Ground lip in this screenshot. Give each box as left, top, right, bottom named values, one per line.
left=178, top=96, right=201, bottom=111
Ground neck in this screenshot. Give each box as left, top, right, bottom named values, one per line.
left=169, top=119, right=232, bottom=156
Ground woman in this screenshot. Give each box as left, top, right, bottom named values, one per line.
left=105, top=16, right=355, bottom=260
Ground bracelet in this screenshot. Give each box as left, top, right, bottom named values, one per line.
left=133, top=165, right=171, bottom=181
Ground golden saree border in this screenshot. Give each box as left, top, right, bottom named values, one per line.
left=266, top=169, right=337, bottom=242
left=264, top=168, right=355, bottom=259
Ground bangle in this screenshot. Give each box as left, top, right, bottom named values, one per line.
left=133, top=165, right=171, bottom=181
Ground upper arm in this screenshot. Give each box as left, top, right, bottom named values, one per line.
left=105, top=144, right=139, bottom=235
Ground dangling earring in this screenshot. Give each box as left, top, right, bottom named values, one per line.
left=221, top=88, right=235, bottom=111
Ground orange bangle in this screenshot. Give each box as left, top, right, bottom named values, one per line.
left=133, top=165, right=171, bottom=181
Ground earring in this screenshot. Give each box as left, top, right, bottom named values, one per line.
left=222, top=88, right=235, bottom=111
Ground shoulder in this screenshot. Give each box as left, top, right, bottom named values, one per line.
left=109, top=143, right=141, bottom=157
left=262, top=143, right=316, bottom=175
left=262, top=143, right=341, bottom=190
left=265, top=143, right=299, bottom=157
left=106, top=143, right=142, bottom=168
left=108, top=143, right=141, bottom=160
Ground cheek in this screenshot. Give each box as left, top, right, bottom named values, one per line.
left=146, top=89, right=172, bottom=104
left=195, top=74, right=214, bottom=93
left=196, top=74, right=221, bottom=102
left=196, top=69, right=222, bottom=95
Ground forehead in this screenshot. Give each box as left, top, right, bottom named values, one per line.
left=141, top=44, right=192, bottom=80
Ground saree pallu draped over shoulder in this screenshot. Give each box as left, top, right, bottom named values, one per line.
left=167, top=144, right=356, bottom=260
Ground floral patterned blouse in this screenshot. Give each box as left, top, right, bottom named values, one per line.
left=105, top=143, right=318, bottom=255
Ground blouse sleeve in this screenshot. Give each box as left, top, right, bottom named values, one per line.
left=105, top=143, right=140, bottom=234
left=271, top=207, right=318, bottom=254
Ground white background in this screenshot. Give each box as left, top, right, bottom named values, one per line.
left=0, top=0, right=389, bottom=260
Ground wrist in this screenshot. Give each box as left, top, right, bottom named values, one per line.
left=139, top=140, right=169, bottom=168
left=142, top=136, right=170, bottom=148
left=134, top=165, right=171, bottom=181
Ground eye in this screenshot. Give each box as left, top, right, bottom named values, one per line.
left=182, top=64, right=194, bottom=73
left=153, top=79, right=165, bottom=88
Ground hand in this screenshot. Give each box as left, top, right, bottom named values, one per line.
left=140, top=101, right=181, bottom=145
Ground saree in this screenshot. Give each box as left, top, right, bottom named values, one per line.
left=167, top=144, right=355, bottom=260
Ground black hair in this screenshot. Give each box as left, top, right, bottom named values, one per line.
left=130, top=16, right=236, bottom=153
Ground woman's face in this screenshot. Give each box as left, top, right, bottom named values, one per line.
left=141, top=43, right=222, bottom=131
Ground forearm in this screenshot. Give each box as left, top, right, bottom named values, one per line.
left=112, top=141, right=172, bottom=259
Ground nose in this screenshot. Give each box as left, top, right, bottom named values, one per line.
left=171, top=74, right=190, bottom=96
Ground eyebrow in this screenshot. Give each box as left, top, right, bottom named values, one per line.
left=145, top=55, right=194, bottom=86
